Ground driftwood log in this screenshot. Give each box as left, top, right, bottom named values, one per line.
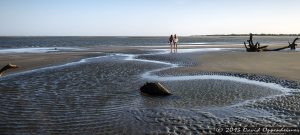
left=0, top=63, right=18, bottom=76
left=244, top=33, right=299, bottom=52
left=289, top=37, right=299, bottom=50
left=263, top=37, right=299, bottom=51
left=140, top=82, right=172, bottom=96
left=244, top=33, right=268, bottom=52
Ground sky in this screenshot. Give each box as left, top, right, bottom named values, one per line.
left=0, top=0, right=300, bottom=36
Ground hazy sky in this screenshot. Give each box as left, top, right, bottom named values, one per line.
left=0, top=0, right=300, bottom=36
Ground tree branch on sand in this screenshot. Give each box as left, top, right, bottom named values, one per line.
left=288, top=37, right=299, bottom=50
left=263, top=37, right=299, bottom=51
left=0, top=63, right=18, bottom=77
left=244, top=33, right=268, bottom=52
left=244, top=33, right=299, bottom=52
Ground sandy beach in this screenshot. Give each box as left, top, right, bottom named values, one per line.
left=2, top=45, right=299, bottom=82
left=0, top=52, right=102, bottom=75
left=0, top=46, right=149, bottom=76
left=183, top=51, right=300, bottom=81
left=0, top=45, right=299, bottom=134
left=2, top=0, right=300, bottom=134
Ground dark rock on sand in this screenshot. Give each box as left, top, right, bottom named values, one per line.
left=0, top=63, right=18, bottom=77
left=140, top=82, right=172, bottom=96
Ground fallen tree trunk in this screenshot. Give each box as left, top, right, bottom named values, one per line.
left=244, top=33, right=267, bottom=52
left=265, top=37, right=299, bottom=51
left=289, top=37, right=299, bottom=50
left=263, top=46, right=290, bottom=51
left=244, top=34, right=298, bottom=52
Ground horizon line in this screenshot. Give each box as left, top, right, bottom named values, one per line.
left=1, top=33, right=300, bottom=37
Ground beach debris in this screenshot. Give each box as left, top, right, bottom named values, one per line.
left=263, top=37, right=299, bottom=51
left=140, top=82, right=172, bottom=96
left=244, top=33, right=268, bottom=52
left=0, top=63, right=18, bottom=77
left=244, top=34, right=299, bottom=52
left=263, top=46, right=290, bottom=51
left=288, top=37, right=299, bottom=50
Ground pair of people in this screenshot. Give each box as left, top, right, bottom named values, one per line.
left=169, top=34, right=179, bottom=49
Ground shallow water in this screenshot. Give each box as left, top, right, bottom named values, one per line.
left=0, top=47, right=84, bottom=53
left=0, top=51, right=299, bottom=134
left=0, top=36, right=297, bottom=48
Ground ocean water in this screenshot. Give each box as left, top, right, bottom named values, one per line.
left=0, top=36, right=298, bottom=49
left=0, top=48, right=299, bottom=134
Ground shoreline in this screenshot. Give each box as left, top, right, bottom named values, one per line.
left=1, top=45, right=300, bottom=134
left=192, top=51, right=300, bottom=81
left=0, top=52, right=103, bottom=76
left=0, top=45, right=299, bottom=83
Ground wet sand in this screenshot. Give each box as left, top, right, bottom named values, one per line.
left=1, top=45, right=300, bottom=82
left=0, top=46, right=300, bottom=134
left=183, top=51, right=300, bottom=81
left=0, top=46, right=149, bottom=76
left=0, top=52, right=102, bottom=75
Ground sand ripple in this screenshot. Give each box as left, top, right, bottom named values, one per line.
left=0, top=53, right=299, bottom=134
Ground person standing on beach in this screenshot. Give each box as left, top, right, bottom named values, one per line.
left=169, top=35, right=174, bottom=48
left=173, top=34, right=179, bottom=49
